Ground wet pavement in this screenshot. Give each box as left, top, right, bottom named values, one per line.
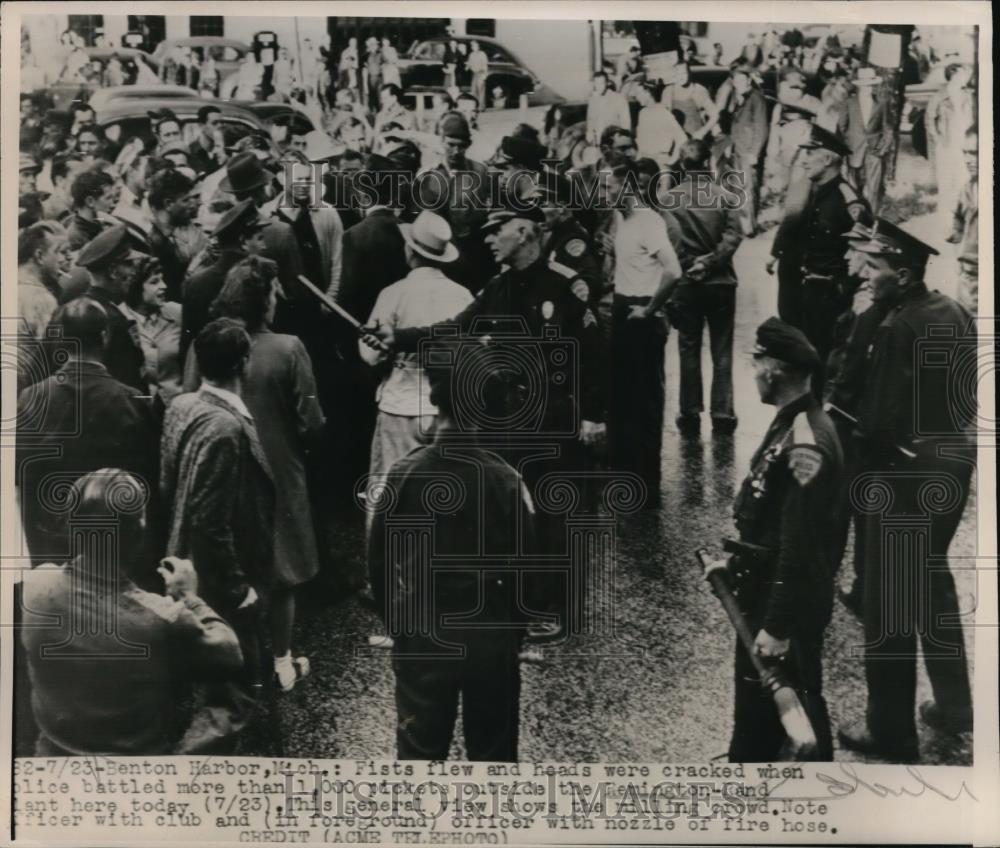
left=277, top=217, right=976, bottom=766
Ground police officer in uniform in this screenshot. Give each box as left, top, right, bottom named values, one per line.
left=537, top=173, right=603, bottom=305
left=727, top=317, right=843, bottom=761
left=822, top=221, right=889, bottom=614
left=73, top=224, right=150, bottom=392
left=768, top=124, right=869, bottom=380
left=371, top=199, right=608, bottom=638
left=838, top=220, right=974, bottom=761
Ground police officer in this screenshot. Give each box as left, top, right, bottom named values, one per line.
left=838, top=219, right=974, bottom=761
left=727, top=317, right=843, bottom=762
left=822, top=221, right=889, bottom=614
left=371, top=199, right=608, bottom=639
left=767, top=124, right=869, bottom=376
left=537, top=173, right=603, bottom=305
left=73, top=224, right=150, bottom=392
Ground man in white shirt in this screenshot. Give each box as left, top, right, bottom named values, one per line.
left=605, top=160, right=682, bottom=509
left=586, top=71, right=632, bottom=146
left=635, top=81, right=687, bottom=168
left=360, top=210, right=473, bottom=522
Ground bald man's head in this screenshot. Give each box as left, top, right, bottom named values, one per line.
left=58, top=297, right=109, bottom=357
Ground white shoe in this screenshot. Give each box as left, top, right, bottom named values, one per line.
left=275, top=655, right=310, bottom=693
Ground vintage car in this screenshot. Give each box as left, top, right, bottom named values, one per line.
left=46, top=47, right=161, bottom=108
left=397, top=35, right=542, bottom=106
left=87, top=84, right=196, bottom=111
left=150, top=37, right=251, bottom=79
left=94, top=96, right=270, bottom=150
left=229, top=101, right=316, bottom=137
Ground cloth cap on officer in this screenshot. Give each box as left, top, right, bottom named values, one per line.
left=799, top=123, right=851, bottom=158
left=752, top=317, right=821, bottom=371
left=214, top=198, right=270, bottom=241
left=854, top=217, right=940, bottom=262
left=75, top=224, right=145, bottom=272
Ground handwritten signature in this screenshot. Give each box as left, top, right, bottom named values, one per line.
left=769, top=764, right=978, bottom=803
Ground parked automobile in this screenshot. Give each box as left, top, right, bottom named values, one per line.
left=398, top=36, right=541, bottom=106
left=230, top=101, right=316, bottom=137
left=87, top=84, right=196, bottom=111
left=150, top=37, right=250, bottom=79
left=95, top=96, right=269, bottom=150
left=46, top=48, right=160, bottom=108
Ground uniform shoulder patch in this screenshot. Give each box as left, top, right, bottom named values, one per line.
left=789, top=445, right=824, bottom=486
left=582, top=308, right=597, bottom=328
left=564, top=238, right=587, bottom=258
left=548, top=259, right=578, bottom=279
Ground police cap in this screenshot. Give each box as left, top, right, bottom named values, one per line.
left=752, top=316, right=821, bottom=370
left=854, top=217, right=940, bottom=261
left=799, top=123, right=851, bottom=158
left=75, top=224, right=141, bottom=271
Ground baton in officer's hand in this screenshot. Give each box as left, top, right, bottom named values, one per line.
left=297, top=274, right=391, bottom=352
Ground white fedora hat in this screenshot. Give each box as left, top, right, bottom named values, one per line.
left=305, top=129, right=344, bottom=162
left=401, top=210, right=459, bottom=264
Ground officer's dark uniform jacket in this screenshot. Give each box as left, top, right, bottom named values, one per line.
left=855, top=282, right=974, bottom=456
left=823, top=301, right=890, bottom=413
left=733, top=392, right=843, bottom=638
left=800, top=177, right=867, bottom=281
left=546, top=218, right=602, bottom=301
left=394, top=257, right=609, bottom=428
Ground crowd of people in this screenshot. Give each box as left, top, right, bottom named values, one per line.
left=14, top=20, right=979, bottom=765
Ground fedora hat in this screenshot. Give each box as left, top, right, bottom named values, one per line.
left=305, top=129, right=343, bottom=162
left=220, top=151, right=270, bottom=193
left=401, top=210, right=459, bottom=263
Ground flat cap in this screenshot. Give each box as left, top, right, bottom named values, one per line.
left=75, top=225, right=138, bottom=271
left=490, top=135, right=547, bottom=172
left=20, top=153, right=42, bottom=173
left=799, top=123, right=851, bottom=158
left=752, top=317, right=821, bottom=370
left=854, top=217, right=939, bottom=260
left=213, top=198, right=269, bottom=240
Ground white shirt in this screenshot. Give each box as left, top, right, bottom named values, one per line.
left=201, top=382, right=253, bottom=420
left=612, top=208, right=678, bottom=299
left=636, top=104, right=688, bottom=168
left=360, top=266, right=474, bottom=416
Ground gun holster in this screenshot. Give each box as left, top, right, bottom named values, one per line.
left=722, top=538, right=774, bottom=594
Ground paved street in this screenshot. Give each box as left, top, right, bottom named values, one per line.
left=277, top=186, right=976, bottom=766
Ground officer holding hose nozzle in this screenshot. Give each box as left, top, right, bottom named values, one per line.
left=701, top=317, right=843, bottom=761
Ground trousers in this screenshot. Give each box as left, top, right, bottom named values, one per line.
left=729, top=627, right=832, bottom=762
left=860, top=451, right=973, bottom=747
left=670, top=284, right=736, bottom=422
left=393, top=638, right=521, bottom=761
left=608, top=296, right=668, bottom=508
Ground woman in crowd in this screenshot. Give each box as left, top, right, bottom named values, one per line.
left=120, top=261, right=183, bottom=407
left=207, top=256, right=326, bottom=693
